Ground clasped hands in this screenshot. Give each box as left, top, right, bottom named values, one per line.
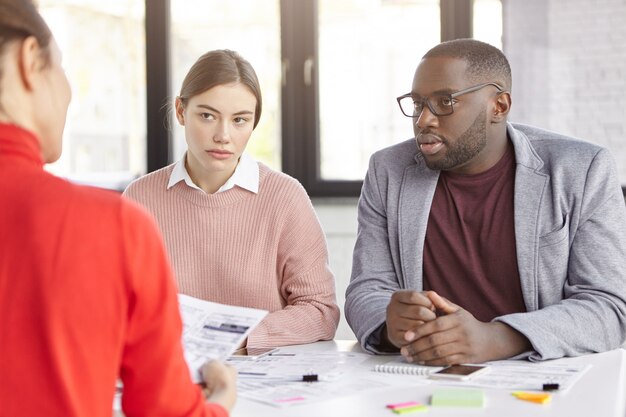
left=385, top=290, right=529, bottom=366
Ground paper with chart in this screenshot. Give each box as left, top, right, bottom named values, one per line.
left=179, top=294, right=267, bottom=382
left=228, top=351, right=367, bottom=381
left=229, top=351, right=392, bottom=407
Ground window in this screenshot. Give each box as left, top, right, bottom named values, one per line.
left=473, top=0, right=503, bottom=49
left=46, top=0, right=501, bottom=195
left=285, top=0, right=502, bottom=196
left=169, top=0, right=281, bottom=170
left=41, top=0, right=146, bottom=190
left=317, top=0, right=440, bottom=182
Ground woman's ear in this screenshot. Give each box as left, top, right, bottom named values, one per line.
left=491, top=91, right=511, bottom=123
left=175, top=97, right=185, bottom=126
left=18, top=36, right=44, bottom=91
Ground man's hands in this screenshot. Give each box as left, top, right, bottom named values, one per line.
left=385, top=290, right=531, bottom=365
left=385, top=291, right=438, bottom=348
left=201, top=360, right=237, bottom=411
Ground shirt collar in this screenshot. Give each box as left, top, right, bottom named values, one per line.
left=167, top=152, right=259, bottom=194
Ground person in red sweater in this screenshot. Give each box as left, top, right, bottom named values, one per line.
left=0, top=1, right=236, bottom=416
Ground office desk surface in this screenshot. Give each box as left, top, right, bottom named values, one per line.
left=231, top=340, right=626, bottom=417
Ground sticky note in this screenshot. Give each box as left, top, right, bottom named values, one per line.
left=273, top=396, right=305, bottom=404
left=391, top=404, right=428, bottom=414
left=431, top=388, right=484, bottom=407
left=386, top=401, right=421, bottom=409
left=512, top=391, right=552, bottom=404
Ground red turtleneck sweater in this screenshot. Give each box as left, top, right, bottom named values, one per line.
left=0, top=123, right=227, bottom=417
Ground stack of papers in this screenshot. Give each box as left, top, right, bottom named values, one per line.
left=178, top=294, right=267, bottom=382
left=458, top=360, right=590, bottom=393
left=228, top=351, right=395, bottom=407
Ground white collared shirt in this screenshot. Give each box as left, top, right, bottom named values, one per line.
left=167, top=152, right=259, bottom=194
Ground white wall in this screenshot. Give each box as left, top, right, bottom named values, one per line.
left=503, top=0, right=626, bottom=182
left=312, top=199, right=359, bottom=340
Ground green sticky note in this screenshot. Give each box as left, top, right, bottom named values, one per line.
left=392, top=404, right=428, bottom=414
left=431, top=388, right=484, bottom=408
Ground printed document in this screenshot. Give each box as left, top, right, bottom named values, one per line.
left=237, top=377, right=390, bottom=407
left=432, top=360, right=590, bottom=393
left=179, top=294, right=267, bottom=382
left=229, top=351, right=389, bottom=407
left=228, top=351, right=367, bottom=381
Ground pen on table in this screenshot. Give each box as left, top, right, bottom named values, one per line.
left=238, top=372, right=322, bottom=382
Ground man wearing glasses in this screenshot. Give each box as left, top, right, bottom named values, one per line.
left=345, top=39, right=626, bottom=364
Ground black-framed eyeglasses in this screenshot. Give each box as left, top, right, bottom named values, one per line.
left=396, top=82, right=504, bottom=118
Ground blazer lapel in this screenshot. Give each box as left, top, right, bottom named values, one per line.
left=398, top=157, right=439, bottom=290
left=513, top=166, right=547, bottom=311
left=509, top=123, right=548, bottom=312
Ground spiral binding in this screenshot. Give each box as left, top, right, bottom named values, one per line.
left=373, top=363, right=435, bottom=375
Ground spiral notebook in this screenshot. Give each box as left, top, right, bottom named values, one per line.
left=373, top=358, right=442, bottom=376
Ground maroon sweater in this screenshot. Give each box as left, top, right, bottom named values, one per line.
left=423, top=144, right=527, bottom=322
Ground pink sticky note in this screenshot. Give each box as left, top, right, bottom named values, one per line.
left=386, top=401, right=421, bottom=409
left=274, top=396, right=306, bottom=404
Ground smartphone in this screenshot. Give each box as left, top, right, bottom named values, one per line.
left=229, top=347, right=278, bottom=360
left=428, top=364, right=488, bottom=381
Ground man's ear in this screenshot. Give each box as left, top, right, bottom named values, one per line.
left=18, top=36, right=43, bottom=91
left=175, top=97, right=185, bottom=126
left=491, top=91, right=511, bottom=123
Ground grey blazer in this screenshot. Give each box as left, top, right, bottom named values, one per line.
left=345, top=122, right=626, bottom=361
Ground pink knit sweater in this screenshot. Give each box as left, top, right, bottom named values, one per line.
left=123, top=163, right=339, bottom=347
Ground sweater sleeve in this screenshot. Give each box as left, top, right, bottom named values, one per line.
left=118, top=201, right=228, bottom=417
left=246, top=182, right=340, bottom=347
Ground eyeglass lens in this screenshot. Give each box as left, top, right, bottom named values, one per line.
left=399, top=95, right=454, bottom=117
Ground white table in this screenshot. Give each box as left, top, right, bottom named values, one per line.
left=232, top=340, right=626, bottom=417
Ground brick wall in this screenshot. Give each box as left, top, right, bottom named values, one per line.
left=503, top=0, right=626, bottom=182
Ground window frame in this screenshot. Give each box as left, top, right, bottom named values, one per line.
left=146, top=0, right=172, bottom=172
